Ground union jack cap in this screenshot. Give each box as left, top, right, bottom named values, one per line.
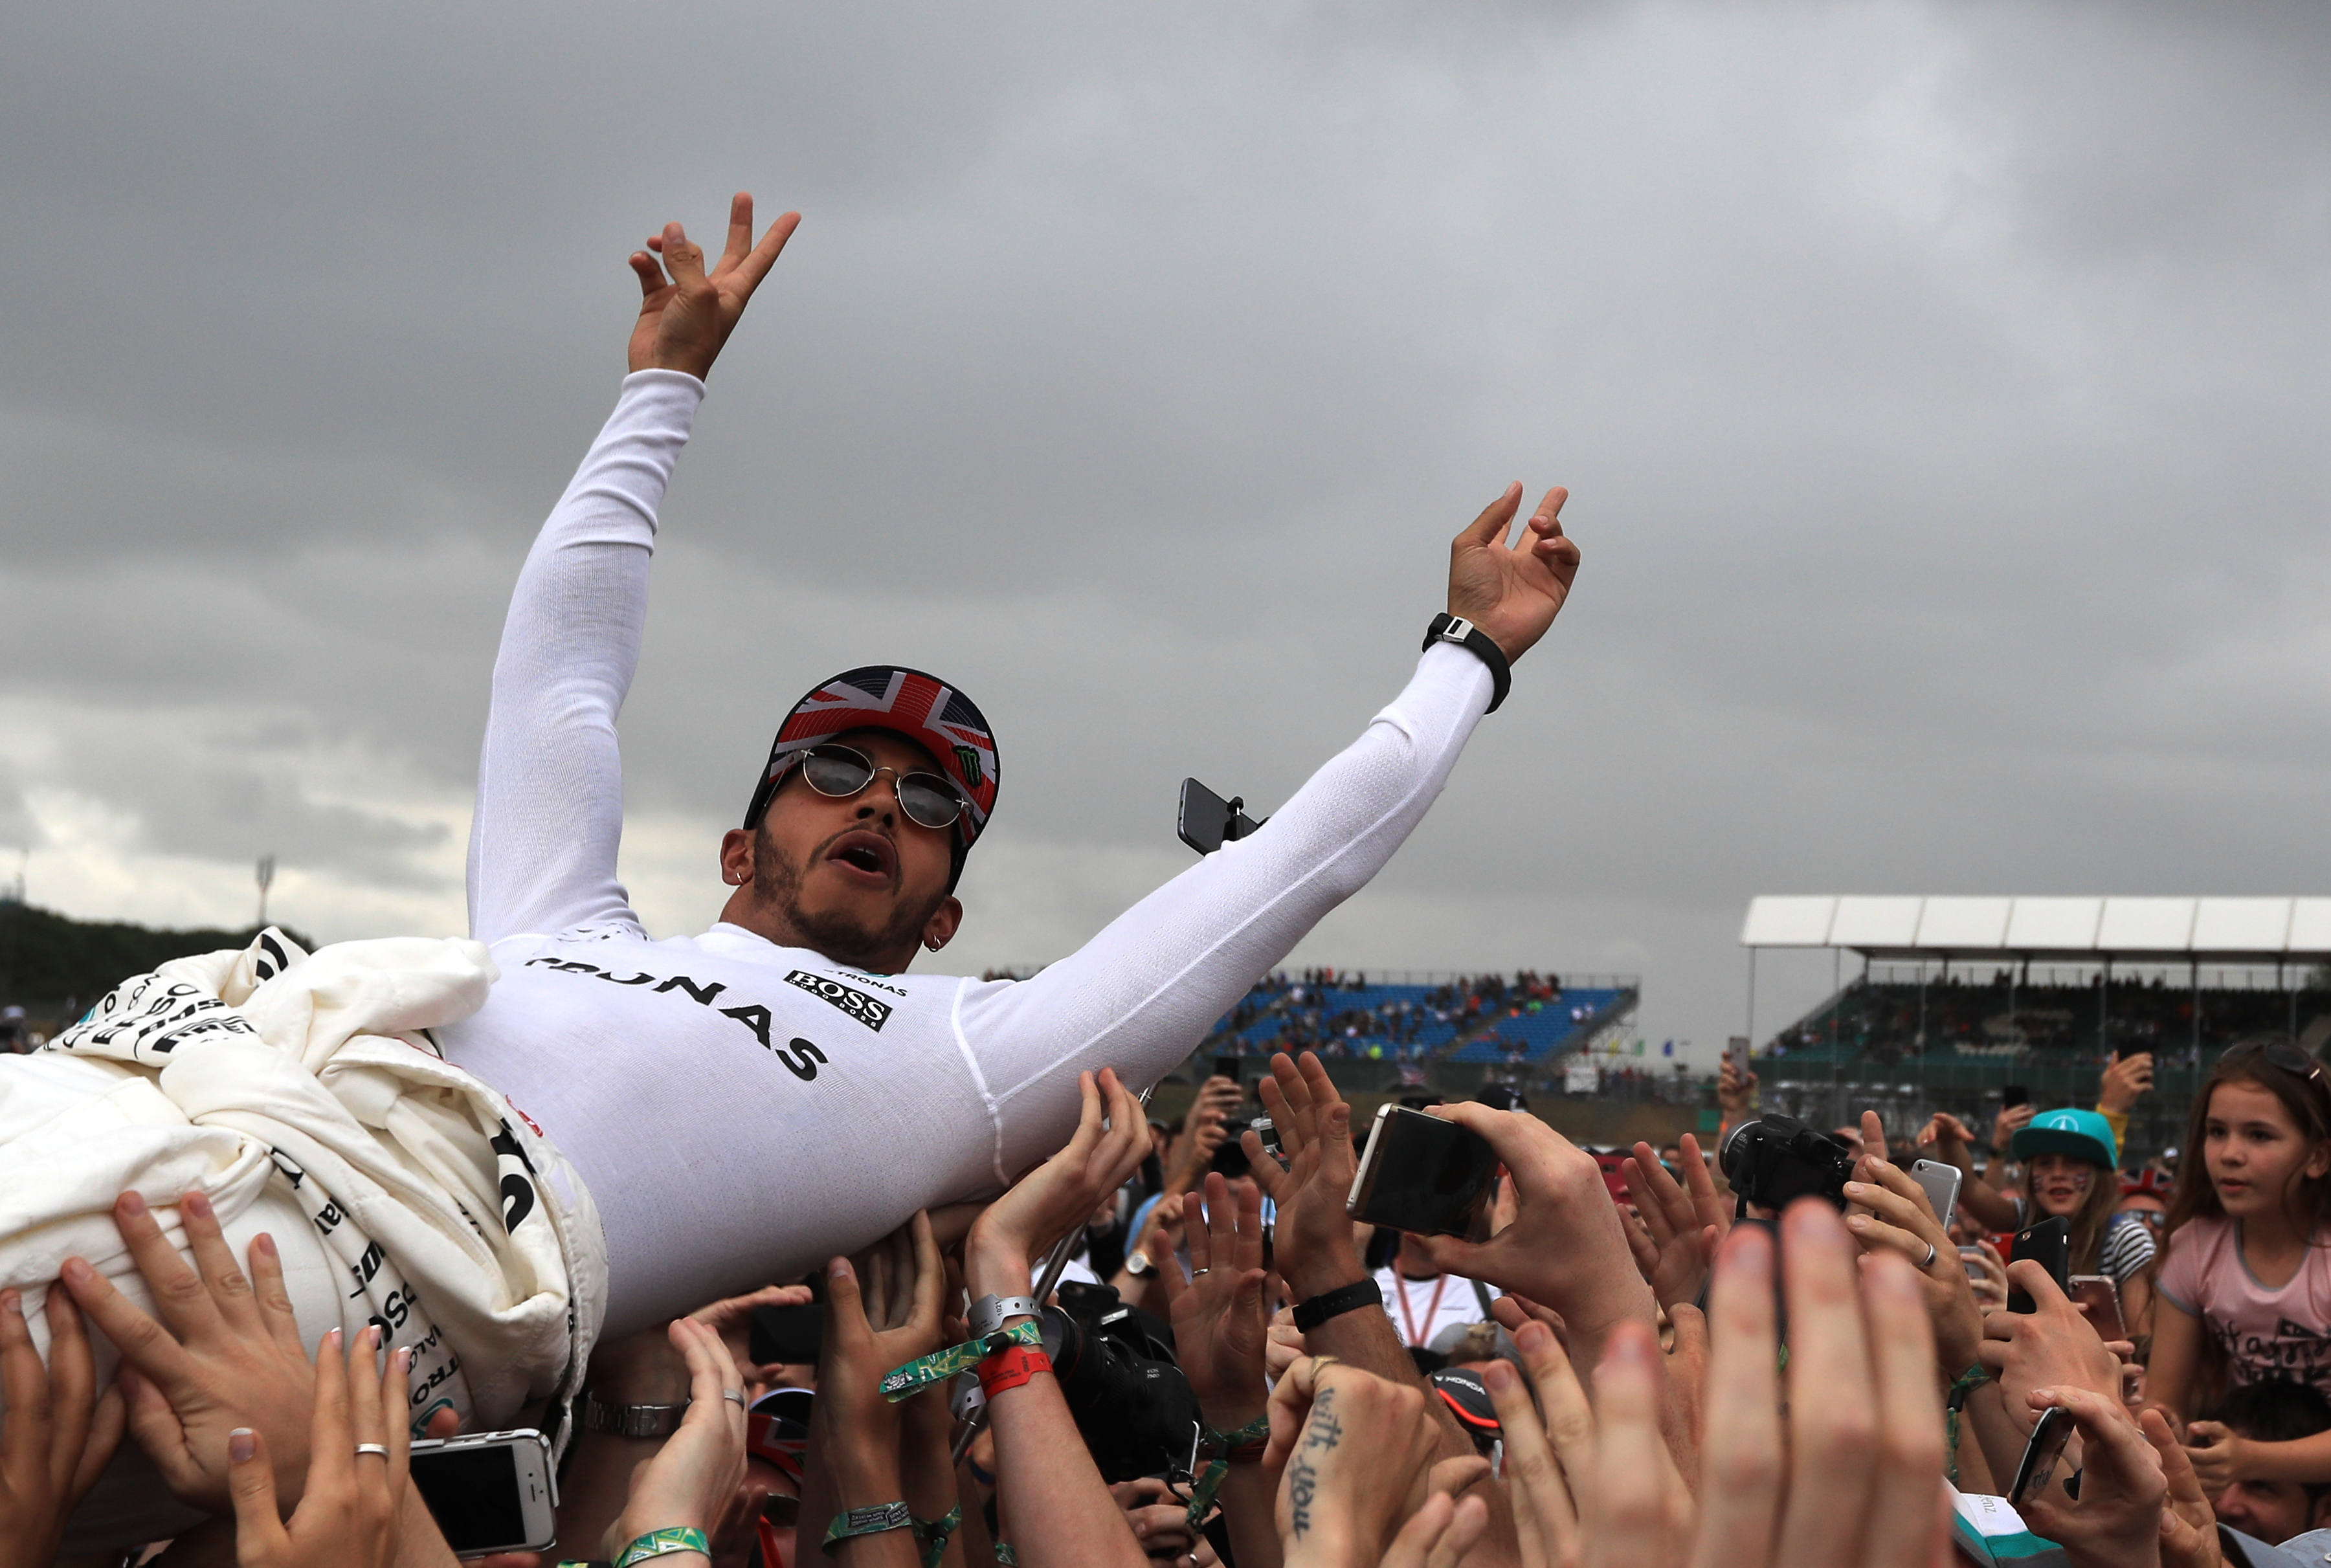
left=746, top=665, right=1000, bottom=854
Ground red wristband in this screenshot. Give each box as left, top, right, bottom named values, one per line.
left=977, top=1344, right=1052, bottom=1399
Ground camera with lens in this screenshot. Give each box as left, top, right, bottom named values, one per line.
left=1040, top=1282, right=1202, bottom=1484
left=1719, top=1114, right=1855, bottom=1213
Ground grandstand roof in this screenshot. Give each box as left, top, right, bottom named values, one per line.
left=1740, top=896, right=2331, bottom=965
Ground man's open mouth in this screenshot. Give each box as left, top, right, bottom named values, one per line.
left=825, top=830, right=898, bottom=884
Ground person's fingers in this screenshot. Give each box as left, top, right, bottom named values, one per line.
left=1240, top=1128, right=1288, bottom=1203
left=714, top=192, right=755, bottom=277
left=1429, top=1493, right=1489, bottom=1568
left=1260, top=1353, right=1329, bottom=1470
left=823, top=1257, right=873, bottom=1360
left=70, top=1381, right=127, bottom=1505
left=107, top=1190, right=225, bottom=1345
left=179, top=1188, right=263, bottom=1333
left=1233, top=1170, right=1266, bottom=1274
left=1621, top=1205, right=1660, bottom=1280
left=307, top=1328, right=355, bottom=1503
left=0, top=1289, right=51, bottom=1487
left=659, top=221, right=708, bottom=290
left=2184, top=1418, right=2229, bottom=1446
left=41, top=1288, right=98, bottom=1495
left=425, top=1406, right=461, bottom=1442
left=1859, top=1254, right=1947, bottom=1568
left=1383, top=1492, right=1456, bottom=1568
left=672, top=1318, right=743, bottom=1437
left=246, top=1233, right=306, bottom=1351
left=1457, top=483, right=1524, bottom=549
left=1512, top=1316, right=1597, bottom=1481
left=1588, top=1324, right=1674, bottom=1566
left=629, top=250, right=667, bottom=298
left=1623, top=1157, right=1679, bottom=1244
left=1688, top=1224, right=1783, bottom=1568
left=1185, top=1188, right=1216, bottom=1279
left=1426, top=1453, right=1493, bottom=1499
left=1482, top=1356, right=1579, bottom=1556
left=2001, top=1259, right=2077, bottom=1313
left=384, top=1347, right=412, bottom=1492
left=346, top=1323, right=387, bottom=1456
left=1679, top=1134, right=1728, bottom=1233
left=727, top=207, right=802, bottom=296
left=906, top=1210, right=943, bottom=1340
left=1773, top=1200, right=1879, bottom=1567
left=226, top=1425, right=291, bottom=1561
left=1844, top=1211, right=1945, bottom=1270
left=1860, top=1110, right=1890, bottom=1165
left=112, top=1362, right=197, bottom=1486
left=1272, top=1053, right=1319, bottom=1151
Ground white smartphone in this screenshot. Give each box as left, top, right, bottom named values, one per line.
left=1910, top=1158, right=1963, bottom=1225
left=408, top=1428, right=558, bottom=1557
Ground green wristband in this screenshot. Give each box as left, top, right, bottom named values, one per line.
left=880, top=1320, right=1045, bottom=1402
left=824, top=1501, right=915, bottom=1554
left=915, top=1503, right=963, bottom=1568
left=613, top=1527, right=709, bottom=1568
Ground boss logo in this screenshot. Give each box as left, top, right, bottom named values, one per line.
left=785, top=970, right=893, bottom=1032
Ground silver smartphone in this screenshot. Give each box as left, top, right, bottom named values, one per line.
left=1910, top=1158, right=1963, bottom=1226
left=408, top=1428, right=558, bottom=1557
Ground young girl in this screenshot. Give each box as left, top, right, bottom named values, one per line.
left=2149, top=1038, right=2331, bottom=1490
left=2007, top=1108, right=2156, bottom=1331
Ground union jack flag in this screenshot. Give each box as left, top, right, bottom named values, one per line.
left=755, top=665, right=999, bottom=845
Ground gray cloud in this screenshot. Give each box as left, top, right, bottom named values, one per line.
left=4, top=1, right=2328, bottom=1055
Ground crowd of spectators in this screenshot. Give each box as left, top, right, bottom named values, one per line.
left=1207, top=971, right=1579, bottom=1065
left=21, top=1033, right=2331, bottom=1567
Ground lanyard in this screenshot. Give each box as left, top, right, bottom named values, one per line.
left=1394, top=1273, right=1449, bottom=1347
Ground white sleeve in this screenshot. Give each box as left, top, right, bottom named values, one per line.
left=954, top=642, right=1494, bottom=1182
left=466, top=370, right=706, bottom=944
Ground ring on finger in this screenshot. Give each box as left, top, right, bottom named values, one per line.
left=355, top=1443, right=390, bottom=1459
left=1921, top=1241, right=1938, bottom=1269
left=722, top=1388, right=747, bottom=1408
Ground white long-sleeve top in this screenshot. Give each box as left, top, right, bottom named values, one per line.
left=440, top=371, right=1496, bottom=1336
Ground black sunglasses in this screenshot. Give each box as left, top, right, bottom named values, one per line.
left=792, top=744, right=967, bottom=832
left=2218, top=1039, right=2326, bottom=1086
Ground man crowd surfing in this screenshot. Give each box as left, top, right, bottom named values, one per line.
left=4, top=195, right=2330, bottom=1568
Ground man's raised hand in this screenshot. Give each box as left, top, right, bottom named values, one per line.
left=627, top=192, right=801, bottom=381
left=1447, top=483, right=1579, bottom=664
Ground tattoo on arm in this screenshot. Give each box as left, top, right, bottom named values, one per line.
left=1286, top=1388, right=1343, bottom=1539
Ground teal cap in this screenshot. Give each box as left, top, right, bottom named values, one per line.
left=2011, top=1107, right=2119, bottom=1169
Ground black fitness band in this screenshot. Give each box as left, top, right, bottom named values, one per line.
left=1293, top=1277, right=1385, bottom=1332
left=1423, top=614, right=1511, bottom=712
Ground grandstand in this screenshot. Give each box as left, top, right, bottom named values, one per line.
left=1739, top=896, right=2331, bottom=1161
left=1179, top=967, right=1641, bottom=1096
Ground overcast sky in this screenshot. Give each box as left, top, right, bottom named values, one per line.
left=5, top=2, right=2328, bottom=1062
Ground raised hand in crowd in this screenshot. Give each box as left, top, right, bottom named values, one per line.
left=597, top=1318, right=751, bottom=1565
left=1620, top=1135, right=1726, bottom=1312
left=1840, top=1154, right=1986, bottom=1382
left=1991, top=1102, right=2037, bottom=1165
left=626, top=193, right=800, bottom=381
left=1159, top=1171, right=1276, bottom=1568
left=1715, top=1054, right=1757, bottom=1125
left=966, top=1068, right=1154, bottom=1568
left=1964, top=1237, right=2010, bottom=1314
left=1264, top=1356, right=1489, bottom=1568
left=1962, top=1259, right=2130, bottom=1495
left=2100, top=1050, right=2156, bottom=1115
left=2013, top=1384, right=2169, bottom=1568
left=794, top=1213, right=944, bottom=1567
left=225, top=1326, right=441, bottom=1568
left=2138, top=1409, right=2226, bottom=1568
left=0, top=1284, right=125, bottom=1568
left=61, top=1189, right=325, bottom=1514
left=1486, top=1202, right=1946, bottom=1568
left=1163, top=1075, right=1246, bottom=1198
left=1417, top=1096, right=1658, bottom=1376
left=1109, top=1477, right=1205, bottom=1568
left=686, top=1281, right=817, bottom=1402
left=1917, top=1112, right=2021, bottom=1231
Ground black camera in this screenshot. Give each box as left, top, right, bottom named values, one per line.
left=1041, top=1283, right=1202, bottom=1484
left=1719, top=1114, right=1855, bottom=1213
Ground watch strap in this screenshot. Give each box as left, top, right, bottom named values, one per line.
left=1293, top=1277, right=1383, bottom=1332
left=581, top=1394, right=690, bottom=1439
left=1424, top=613, right=1511, bottom=712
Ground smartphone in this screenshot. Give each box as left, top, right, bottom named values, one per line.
left=1177, top=778, right=1264, bottom=856
left=749, top=1302, right=825, bottom=1365
left=2005, top=1215, right=2071, bottom=1314
left=1214, top=1055, right=1244, bottom=1087
left=1251, top=1116, right=1289, bottom=1169
left=1959, top=1243, right=1985, bottom=1282
left=2069, top=1275, right=2127, bottom=1342
left=2001, top=1085, right=2029, bottom=1110
left=1346, top=1105, right=1500, bottom=1241
left=2010, top=1405, right=2073, bottom=1505
left=408, top=1429, right=557, bottom=1556
left=1910, top=1159, right=1963, bottom=1225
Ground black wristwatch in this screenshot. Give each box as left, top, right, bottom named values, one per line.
left=1424, top=613, right=1511, bottom=712
left=1293, top=1277, right=1385, bottom=1332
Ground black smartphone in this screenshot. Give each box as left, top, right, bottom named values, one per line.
left=2001, top=1085, right=2029, bottom=1109
left=1345, top=1105, right=1499, bottom=1241
left=1214, top=1055, right=1244, bottom=1086
left=1177, top=778, right=1264, bottom=856
left=2005, top=1215, right=2071, bottom=1314
left=409, top=1430, right=558, bottom=1554
left=2010, top=1405, right=2073, bottom=1505
left=749, top=1303, right=825, bottom=1365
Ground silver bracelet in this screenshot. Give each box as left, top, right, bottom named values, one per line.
left=581, top=1393, right=691, bottom=1439
left=967, top=1294, right=1042, bottom=1341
